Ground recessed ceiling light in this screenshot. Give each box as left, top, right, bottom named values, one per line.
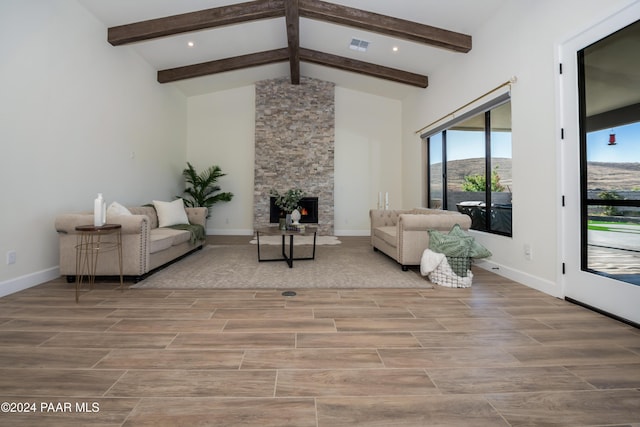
left=392, top=46, right=399, bottom=52
left=187, top=41, right=195, bottom=47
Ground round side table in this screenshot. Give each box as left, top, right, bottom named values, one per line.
left=74, top=224, right=123, bottom=302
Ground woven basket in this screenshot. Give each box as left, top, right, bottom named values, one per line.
left=446, top=256, right=472, bottom=278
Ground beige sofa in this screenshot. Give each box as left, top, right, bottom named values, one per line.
left=55, top=206, right=207, bottom=282
left=370, top=208, right=472, bottom=270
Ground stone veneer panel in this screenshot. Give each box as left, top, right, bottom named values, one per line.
left=254, top=77, right=335, bottom=235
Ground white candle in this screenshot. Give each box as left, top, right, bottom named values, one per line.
left=385, top=192, right=389, bottom=209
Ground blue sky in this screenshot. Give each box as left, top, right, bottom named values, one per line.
left=587, top=122, right=640, bottom=163
left=430, top=122, right=639, bottom=164
left=429, top=131, right=512, bottom=163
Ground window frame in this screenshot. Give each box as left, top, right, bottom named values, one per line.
left=423, top=98, right=512, bottom=237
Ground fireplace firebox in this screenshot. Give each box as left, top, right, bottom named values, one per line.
left=269, top=197, right=318, bottom=224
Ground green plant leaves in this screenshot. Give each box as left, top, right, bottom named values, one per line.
left=179, top=162, right=233, bottom=216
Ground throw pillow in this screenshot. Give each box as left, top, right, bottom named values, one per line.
left=153, top=199, right=189, bottom=227
left=448, top=224, right=492, bottom=259
left=428, top=229, right=473, bottom=258
left=428, top=229, right=473, bottom=277
left=106, top=201, right=132, bottom=220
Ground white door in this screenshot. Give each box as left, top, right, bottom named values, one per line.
left=560, top=6, right=640, bottom=325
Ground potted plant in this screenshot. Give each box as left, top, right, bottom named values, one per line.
left=270, top=188, right=305, bottom=229
left=179, top=162, right=233, bottom=218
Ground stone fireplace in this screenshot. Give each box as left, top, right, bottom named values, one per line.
left=253, top=76, right=335, bottom=235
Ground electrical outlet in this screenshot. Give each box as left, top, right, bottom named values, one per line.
left=524, top=244, right=532, bottom=260
left=6, top=250, right=16, bottom=265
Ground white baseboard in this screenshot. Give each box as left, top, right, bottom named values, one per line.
left=0, top=267, right=60, bottom=298
left=474, top=259, right=562, bottom=298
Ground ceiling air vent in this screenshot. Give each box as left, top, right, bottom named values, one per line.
left=349, top=38, right=369, bottom=52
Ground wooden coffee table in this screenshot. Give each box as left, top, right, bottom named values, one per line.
left=255, top=226, right=317, bottom=268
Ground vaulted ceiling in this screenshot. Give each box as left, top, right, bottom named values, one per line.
left=78, top=0, right=507, bottom=99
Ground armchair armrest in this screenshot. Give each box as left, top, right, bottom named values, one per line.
left=185, top=207, right=207, bottom=228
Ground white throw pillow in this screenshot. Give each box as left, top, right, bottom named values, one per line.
left=153, top=199, right=189, bottom=227
left=106, top=201, right=132, bottom=221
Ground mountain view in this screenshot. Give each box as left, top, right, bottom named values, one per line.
left=587, top=162, right=640, bottom=191
left=432, top=159, right=639, bottom=192
left=431, top=158, right=513, bottom=192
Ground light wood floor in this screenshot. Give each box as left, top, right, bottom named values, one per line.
left=1, top=238, right=639, bottom=426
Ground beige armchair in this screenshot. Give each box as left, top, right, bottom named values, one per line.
left=370, top=208, right=472, bottom=270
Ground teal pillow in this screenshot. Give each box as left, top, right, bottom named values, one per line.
left=428, top=229, right=472, bottom=276
left=428, top=229, right=473, bottom=258
left=448, top=224, right=492, bottom=259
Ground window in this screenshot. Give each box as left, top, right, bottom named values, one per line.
left=423, top=99, right=512, bottom=236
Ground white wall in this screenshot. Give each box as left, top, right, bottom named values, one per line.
left=401, top=0, right=638, bottom=296
left=335, top=87, right=402, bottom=235
left=187, top=86, right=255, bottom=235
left=187, top=85, right=402, bottom=236
left=0, top=0, right=187, bottom=295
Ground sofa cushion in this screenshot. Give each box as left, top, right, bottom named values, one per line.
left=167, top=228, right=191, bottom=246
left=374, top=226, right=397, bottom=247
left=153, top=199, right=189, bottom=227
left=149, top=228, right=191, bottom=254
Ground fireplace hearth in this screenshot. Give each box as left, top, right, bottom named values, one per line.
left=269, top=197, right=318, bottom=224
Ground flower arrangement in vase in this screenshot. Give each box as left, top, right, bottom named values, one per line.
left=270, top=188, right=306, bottom=229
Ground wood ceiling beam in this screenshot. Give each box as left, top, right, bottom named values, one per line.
left=157, top=47, right=428, bottom=88
left=298, top=0, right=471, bottom=53
left=300, top=48, right=428, bottom=87
left=157, top=48, right=289, bottom=83
left=284, top=0, right=301, bottom=84
left=110, top=0, right=446, bottom=87
left=108, top=0, right=285, bottom=46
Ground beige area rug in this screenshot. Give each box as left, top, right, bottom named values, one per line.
left=249, top=235, right=341, bottom=245
left=131, top=244, right=433, bottom=289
